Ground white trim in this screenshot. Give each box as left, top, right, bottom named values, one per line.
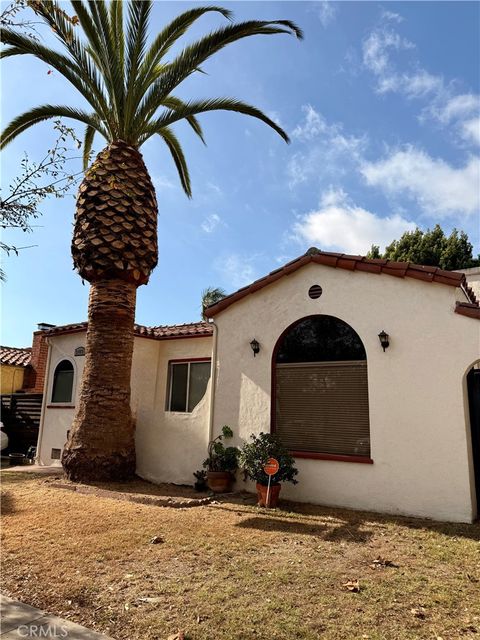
left=208, top=321, right=218, bottom=443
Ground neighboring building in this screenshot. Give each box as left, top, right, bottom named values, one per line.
left=0, top=346, right=31, bottom=394
left=1, top=324, right=52, bottom=453
left=0, top=324, right=52, bottom=395
left=36, top=249, right=480, bottom=523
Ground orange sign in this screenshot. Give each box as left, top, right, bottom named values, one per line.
left=264, top=458, right=279, bottom=476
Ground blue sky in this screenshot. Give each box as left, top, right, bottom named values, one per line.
left=2, top=1, right=479, bottom=346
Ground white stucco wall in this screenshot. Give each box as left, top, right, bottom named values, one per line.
left=38, top=333, right=212, bottom=485
left=212, top=263, right=480, bottom=523
left=132, top=336, right=212, bottom=486
left=37, top=333, right=85, bottom=467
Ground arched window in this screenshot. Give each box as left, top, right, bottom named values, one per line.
left=273, top=315, right=370, bottom=459
left=51, top=360, right=74, bottom=403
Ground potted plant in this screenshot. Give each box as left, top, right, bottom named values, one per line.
left=203, top=425, right=239, bottom=493
left=193, top=469, right=207, bottom=492
left=239, top=432, right=298, bottom=508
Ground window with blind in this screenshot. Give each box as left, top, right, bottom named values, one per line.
left=274, top=315, right=370, bottom=458
left=166, top=360, right=211, bottom=412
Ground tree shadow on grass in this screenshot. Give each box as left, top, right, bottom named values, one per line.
left=236, top=515, right=374, bottom=543
left=1, top=490, right=16, bottom=515
left=228, top=497, right=480, bottom=544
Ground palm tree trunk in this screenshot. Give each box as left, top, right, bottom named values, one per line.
left=62, top=278, right=137, bottom=481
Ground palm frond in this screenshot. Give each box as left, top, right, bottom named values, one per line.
left=152, top=96, right=206, bottom=144
left=143, top=97, right=290, bottom=143
left=87, top=0, right=124, bottom=127
left=82, top=122, right=96, bottom=170
left=69, top=0, right=116, bottom=113
left=140, top=6, right=232, bottom=77
left=134, top=19, right=302, bottom=125
left=128, top=6, right=232, bottom=130
left=123, top=0, right=152, bottom=132
left=1, top=28, right=111, bottom=129
left=1, top=105, right=107, bottom=149
left=157, top=127, right=192, bottom=197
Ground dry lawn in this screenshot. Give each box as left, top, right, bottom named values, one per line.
left=1, top=471, right=479, bottom=640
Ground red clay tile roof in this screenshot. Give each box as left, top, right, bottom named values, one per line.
left=44, top=321, right=213, bottom=340
left=455, top=302, right=480, bottom=320
left=0, top=346, right=32, bottom=367
left=204, top=247, right=475, bottom=318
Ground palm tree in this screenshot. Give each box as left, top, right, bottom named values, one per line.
left=1, top=1, right=302, bottom=482
left=201, top=286, right=226, bottom=320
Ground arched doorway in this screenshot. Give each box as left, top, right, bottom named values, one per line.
left=272, top=315, right=371, bottom=461
left=467, top=364, right=480, bottom=514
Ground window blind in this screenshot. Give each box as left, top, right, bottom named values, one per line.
left=275, top=361, right=370, bottom=457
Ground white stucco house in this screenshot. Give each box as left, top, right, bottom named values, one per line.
left=36, top=249, right=480, bottom=523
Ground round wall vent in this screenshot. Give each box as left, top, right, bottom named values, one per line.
left=308, top=284, right=323, bottom=299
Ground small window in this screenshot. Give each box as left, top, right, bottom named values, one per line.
left=51, top=360, right=74, bottom=403
left=167, top=360, right=211, bottom=412
left=51, top=448, right=61, bottom=460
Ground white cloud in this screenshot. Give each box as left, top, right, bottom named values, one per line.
left=201, top=213, right=223, bottom=233
left=292, top=188, right=416, bottom=254
left=292, top=105, right=328, bottom=140
left=362, top=16, right=478, bottom=148
left=362, top=18, right=447, bottom=102
left=427, top=94, right=480, bottom=146
left=311, top=1, right=337, bottom=27
left=206, top=181, right=222, bottom=195
left=362, top=28, right=414, bottom=76
left=218, top=254, right=258, bottom=289
left=381, top=10, right=404, bottom=23
left=288, top=106, right=367, bottom=187
left=432, top=94, right=480, bottom=124
left=400, top=70, right=443, bottom=98
left=462, top=118, right=480, bottom=146
left=361, top=146, right=480, bottom=216
left=152, top=174, right=176, bottom=190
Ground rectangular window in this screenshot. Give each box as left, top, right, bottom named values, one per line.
left=167, top=360, right=211, bottom=412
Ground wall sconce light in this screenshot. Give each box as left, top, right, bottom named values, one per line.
left=378, top=330, right=390, bottom=352
left=250, top=338, right=260, bottom=357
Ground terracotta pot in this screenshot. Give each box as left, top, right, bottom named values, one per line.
left=207, top=471, right=234, bottom=493
left=256, top=482, right=281, bottom=508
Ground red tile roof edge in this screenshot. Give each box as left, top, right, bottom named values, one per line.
left=44, top=321, right=213, bottom=340
left=455, top=302, right=480, bottom=320
left=204, top=248, right=471, bottom=318
left=0, top=346, right=32, bottom=367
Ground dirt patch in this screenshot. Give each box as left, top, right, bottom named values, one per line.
left=49, top=482, right=212, bottom=508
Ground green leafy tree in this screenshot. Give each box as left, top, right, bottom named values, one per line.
left=366, top=225, right=479, bottom=270
left=1, top=0, right=302, bottom=481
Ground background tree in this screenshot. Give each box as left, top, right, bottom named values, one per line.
left=201, top=286, right=226, bottom=320
left=1, top=0, right=302, bottom=481
left=367, top=225, right=479, bottom=270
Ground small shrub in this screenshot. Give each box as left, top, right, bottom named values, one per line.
left=239, top=432, right=298, bottom=486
